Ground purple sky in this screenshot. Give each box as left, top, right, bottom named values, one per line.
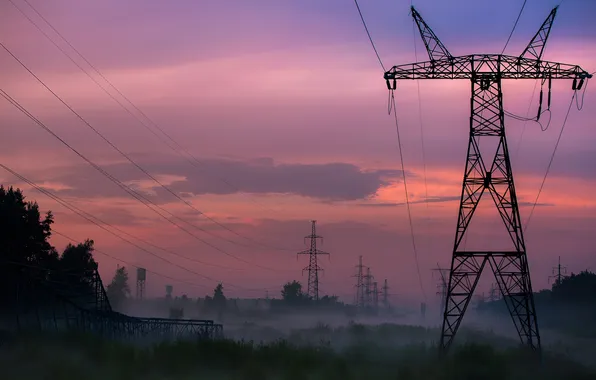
left=0, top=0, right=595, bottom=304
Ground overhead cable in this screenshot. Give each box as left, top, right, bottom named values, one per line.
left=9, top=0, right=291, bottom=252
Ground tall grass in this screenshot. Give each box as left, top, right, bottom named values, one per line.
left=1, top=326, right=594, bottom=380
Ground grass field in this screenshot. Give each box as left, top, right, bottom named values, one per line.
left=1, top=324, right=595, bottom=380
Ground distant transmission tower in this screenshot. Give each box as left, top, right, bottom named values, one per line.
left=297, top=220, right=329, bottom=300
left=136, top=267, right=146, bottom=300
left=432, top=265, right=449, bottom=319
left=385, top=5, right=591, bottom=353
left=353, top=255, right=366, bottom=308
left=488, top=283, right=499, bottom=302
left=364, top=267, right=373, bottom=308
left=373, top=281, right=379, bottom=312
left=549, top=256, right=567, bottom=286
left=382, top=279, right=390, bottom=309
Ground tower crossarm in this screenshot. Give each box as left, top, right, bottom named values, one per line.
left=384, top=54, right=591, bottom=82
left=297, top=249, right=329, bottom=256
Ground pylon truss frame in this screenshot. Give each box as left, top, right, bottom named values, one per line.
left=9, top=263, right=224, bottom=342
left=383, top=5, right=592, bottom=354
left=384, top=54, right=589, bottom=81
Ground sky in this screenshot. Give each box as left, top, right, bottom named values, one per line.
left=0, top=0, right=595, bottom=305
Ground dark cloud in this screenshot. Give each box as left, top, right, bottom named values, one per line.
left=356, top=195, right=462, bottom=207
left=357, top=196, right=554, bottom=208
left=518, top=201, right=554, bottom=207
left=36, top=156, right=405, bottom=203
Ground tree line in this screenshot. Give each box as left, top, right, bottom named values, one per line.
left=478, top=270, right=596, bottom=337
left=0, top=185, right=344, bottom=317
left=0, top=186, right=99, bottom=309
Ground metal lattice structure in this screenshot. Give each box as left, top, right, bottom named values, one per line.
left=364, top=267, right=373, bottom=307
left=432, top=266, right=449, bottom=320
left=384, top=6, right=592, bottom=353
left=372, top=281, right=379, bottom=311
left=381, top=279, right=390, bottom=309
left=8, top=262, right=223, bottom=342
left=297, top=220, right=329, bottom=300
left=353, top=255, right=366, bottom=308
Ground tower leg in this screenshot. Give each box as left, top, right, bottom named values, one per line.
left=489, top=255, right=540, bottom=349
left=440, top=255, right=487, bottom=349
left=439, top=75, right=540, bottom=353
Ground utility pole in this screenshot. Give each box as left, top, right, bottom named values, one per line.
left=381, top=279, right=390, bottom=309
left=297, top=220, right=329, bottom=301
left=353, top=256, right=366, bottom=308
left=548, top=256, right=567, bottom=286
left=384, top=6, right=591, bottom=354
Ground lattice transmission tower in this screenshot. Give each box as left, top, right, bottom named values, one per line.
left=381, top=279, right=390, bottom=309
left=297, top=220, right=329, bottom=300
left=432, top=265, right=449, bottom=319
left=353, top=255, right=366, bottom=308
left=373, top=281, right=379, bottom=312
left=384, top=6, right=591, bottom=353
left=548, top=256, right=567, bottom=286
left=364, top=267, right=373, bottom=308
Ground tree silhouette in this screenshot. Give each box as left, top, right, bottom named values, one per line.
left=0, top=187, right=57, bottom=262
left=0, top=186, right=58, bottom=306
left=281, top=280, right=305, bottom=305
left=213, top=283, right=226, bottom=304
left=205, top=283, right=227, bottom=318
left=106, top=266, right=130, bottom=311
left=0, top=185, right=117, bottom=318
left=480, top=270, right=596, bottom=336
left=551, top=270, right=596, bottom=304
left=59, top=240, right=97, bottom=273
left=50, top=240, right=99, bottom=308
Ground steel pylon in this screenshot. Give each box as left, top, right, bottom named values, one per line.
left=442, top=74, right=540, bottom=351
left=297, top=220, right=329, bottom=300
left=384, top=6, right=592, bottom=354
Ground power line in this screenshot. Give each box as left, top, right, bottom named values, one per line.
left=51, top=229, right=211, bottom=290
left=0, top=33, right=289, bottom=253
left=353, top=0, right=386, bottom=71
left=0, top=88, right=283, bottom=273
left=524, top=90, right=576, bottom=233
left=0, top=41, right=247, bottom=250
left=501, top=0, right=528, bottom=55
left=22, top=176, right=244, bottom=271
left=0, top=162, right=282, bottom=292
left=513, top=80, right=540, bottom=160
left=353, top=0, right=426, bottom=300
left=9, top=0, right=291, bottom=251
left=390, top=92, right=427, bottom=301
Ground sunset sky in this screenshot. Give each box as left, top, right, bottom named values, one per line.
left=0, top=0, right=594, bottom=305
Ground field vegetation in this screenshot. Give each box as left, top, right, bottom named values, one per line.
left=2, top=323, right=595, bottom=380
